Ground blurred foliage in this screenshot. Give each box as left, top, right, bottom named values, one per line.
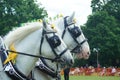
left=0, top=0, right=47, bottom=36
left=74, top=0, right=120, bottom=67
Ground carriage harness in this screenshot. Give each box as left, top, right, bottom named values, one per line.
left=0, top=16, right=87, bottom=80
left=0, top=28, right=68, bottom=80
left=34, top=16, right=88, bottom=80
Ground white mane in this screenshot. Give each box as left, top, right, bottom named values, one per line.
left=4, top=22, right=42, bottom=47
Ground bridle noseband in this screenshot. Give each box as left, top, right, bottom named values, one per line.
left=62, top=16, right=87, bottom=53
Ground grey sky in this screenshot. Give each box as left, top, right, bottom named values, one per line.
left=37, top=0, right=92, bottom=25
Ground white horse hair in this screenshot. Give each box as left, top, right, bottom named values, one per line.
left=53, top=12, right=90, bottom=59
left=33, top=12, right=90, bottom=80
left=0, top=21, right=73, bottom=80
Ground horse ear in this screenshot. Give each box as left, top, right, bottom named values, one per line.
left=67, top=12, right=75, bottom=24
left=42, top=20, right=47, bottom=28
left=42, top=19, right=47, bottom=30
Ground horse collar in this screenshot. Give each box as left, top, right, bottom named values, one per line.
left=35, top=58, right=61, bottom=79
left=0, top=39, right=34, bottom=80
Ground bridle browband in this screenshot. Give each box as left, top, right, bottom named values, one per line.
left=62, top=16, right=87, bottom=53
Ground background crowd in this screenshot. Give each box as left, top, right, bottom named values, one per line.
left=61, top=66, right=120, bottom=77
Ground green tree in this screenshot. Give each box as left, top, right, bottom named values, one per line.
left=91, top=0, right=120, bottom=21
left=91, top=0, right=104, bottom=12
left=103, top=0, right=120, bottom=21
left=81, top=0, right=120, bottom=67
left=0, top=0, right=47, bottom=36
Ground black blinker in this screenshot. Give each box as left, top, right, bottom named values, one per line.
left=48, top=35, right=61, bottom=48
left=69, top=26, right=81, bottom=38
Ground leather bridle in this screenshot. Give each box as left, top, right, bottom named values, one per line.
left=62, top=16, right=87, bottom=53
left=0, top=27, right=69, bottom=80
left=39, top=29, right=68, bottom=62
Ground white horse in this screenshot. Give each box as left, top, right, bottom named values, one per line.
left=53, top=13, right=90, bottom=59
left=0, top=21, right=74, bottom=80
left=33, top=13, right=91, bottom=80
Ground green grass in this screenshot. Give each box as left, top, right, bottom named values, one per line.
left=61, top=75, right=120, bottom=80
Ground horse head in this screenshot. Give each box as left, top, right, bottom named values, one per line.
left=0, top=21, right=74, bottom=80
left=54, top=12, right=91, bottom=59
left=41, top=21, right=74, bottom=66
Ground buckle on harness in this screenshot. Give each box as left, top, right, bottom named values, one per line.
left=36, top=60, right=45, bottom=69
left=4, top=64, right=15, bottom=75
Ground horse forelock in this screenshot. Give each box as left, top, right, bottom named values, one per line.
left=4, top=22, right=42, bottom=47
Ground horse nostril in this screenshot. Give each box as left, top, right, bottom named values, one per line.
left=87, top=52, right=90, bottom=55
left=70, top=59, right=74, bottom=65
